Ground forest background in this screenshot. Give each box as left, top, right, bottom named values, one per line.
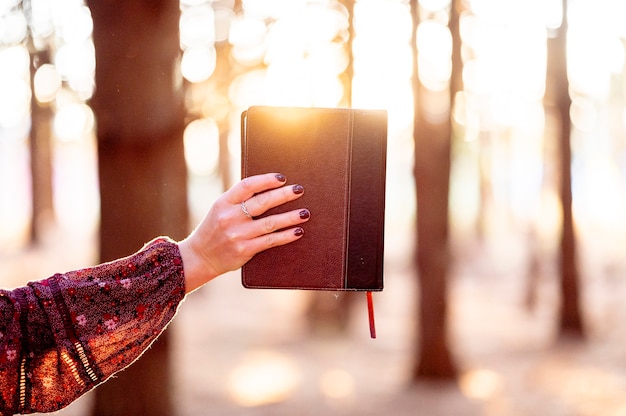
left=2, top=0, right=626, bottom=415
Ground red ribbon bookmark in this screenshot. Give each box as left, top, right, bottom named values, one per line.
left=366, top=291, right=376, bottom=338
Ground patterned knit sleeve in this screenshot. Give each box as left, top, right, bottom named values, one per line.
left=0, top=237, right=186, bottom=415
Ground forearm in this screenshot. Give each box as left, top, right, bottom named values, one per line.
left=0, top=237, right=186, bottom=415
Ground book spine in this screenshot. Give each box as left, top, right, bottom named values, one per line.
left=345, top=110, right=387, bottom=291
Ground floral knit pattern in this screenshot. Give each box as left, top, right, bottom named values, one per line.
left=0, top=237, right=186, bottom=415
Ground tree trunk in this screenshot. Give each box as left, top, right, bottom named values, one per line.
left=410, top=0, right=458, bottom=380
left=29, top=49, right=54, bottom=244
left=545, top=0, right=584, bottom=338
left=86, top=1, right=188, bottom=415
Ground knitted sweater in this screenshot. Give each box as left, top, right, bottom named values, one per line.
left=0, top=237, right=186, bottom=415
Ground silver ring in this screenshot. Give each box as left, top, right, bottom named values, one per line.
left=241, top=201, right=252, bottom=219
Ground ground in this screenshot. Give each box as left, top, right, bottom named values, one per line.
left=3, top=221, right=626, bottom=416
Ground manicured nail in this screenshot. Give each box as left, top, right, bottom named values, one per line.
left=294, top=227, right=304, bottom=236
left=292, top=184, right=304, bottom=194
left=275, top=173, right=286, bottom=182
left=299, top=209, right=310, bottom=220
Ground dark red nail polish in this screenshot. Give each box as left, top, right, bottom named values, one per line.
left=292, top=184, right=304, bottom=194
left=294, top=227, right=304, bottom=236
left=299, top=209, right=310, bottom=220
left=276, top=173, right=286, bottom=182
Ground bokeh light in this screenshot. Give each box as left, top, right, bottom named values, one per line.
left=180, top=5, right=215, bottom=49
left=53, top=101, right=94, bottom=142
left=183, top=118, right=220, bottom=176
left=181, top=45, right=217, bottom=83
left=34, top=64, right=62, bottom=103
left=228, top=350, right=300, bottom=407
left=2, top=0, right=626, bottom=414
left=0, top=45, right=30, bottom=129
left=0, top=9, right=27, bottom=44
left=319, top=369, right=355, bottom=399
left=417, top=19, right=452, bottom=92
left=459, top=369, right=502, bottom=400
left=229, top=15, right=267, bottom=66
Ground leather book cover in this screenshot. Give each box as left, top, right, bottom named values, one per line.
left=241, top=106, right=387, bottom=291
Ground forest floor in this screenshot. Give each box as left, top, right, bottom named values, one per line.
left=4, top=220, right=626, bottom=416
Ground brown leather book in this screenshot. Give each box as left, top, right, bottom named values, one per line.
left=240, top=106, right=387, bottom=292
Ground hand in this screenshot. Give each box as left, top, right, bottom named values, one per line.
left=178, top=173, right=310, bottom=293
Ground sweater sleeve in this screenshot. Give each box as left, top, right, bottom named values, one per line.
left=0, top=237, right=186, bottom=415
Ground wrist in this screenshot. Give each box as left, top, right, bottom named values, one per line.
left=177, top=238, right=219, bottom=294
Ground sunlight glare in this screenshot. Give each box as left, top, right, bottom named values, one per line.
left=264, top=17, right=307, bottom=65
left=544, top=0, right=562, bottom=31
left=306, top=42, right=349, bottom=77
left=0, top=46, right=30, bottom=128
left=34, top=64, right=62, bottom=103
left=420, top=0, right=451, bottom=13
left=229, top=16, right=267, bottom=66
left=570, top=97, right=597, bottom=132
left=180, top=5, right=215, bottom=49
left=183, top=118, right=220, bottom=177
left=214, top=6, right=234, bottom=42
left=264, top=59, right=317, bottom=106
left=55, top=41, right=95, bottom=94
left=28, top=0, right=54, bottom=40
left=0, top=9, right=27, bottom=45
left=242, top=0, right=306, bottom=20
left=567, top=0, right=625, bottom=98
left=417, top=20, right=452, bottom=91
left=53, top=102, right=94, bottom=142
left=0, top=0, right=20, bottom=15
left=181, top=46, right=216, bottom=83
left=58, top=5, right=93, bottom=43
left=459, top=368, right=502, bottom=400
left=351, top=0, right=414, bottom=132
left=228, top=69, right=267, bottom=108
left=301, top=3, right=348, bottom=43
left=179, top=0, right=207, bottom=6
left=319, top=369, right=355, bottom=399
left=228, top=350, right=300, bottom=407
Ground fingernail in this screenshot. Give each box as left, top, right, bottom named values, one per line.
left=292, top=184, right=304, bottom=194
left=299, top=209, right=310, bottom=220
left=275, top=173, right=286, bottom=182
left=294, top=227, right=304, bottom=237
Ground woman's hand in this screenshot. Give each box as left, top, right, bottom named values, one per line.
left=178, top=173, right=310, bottom=293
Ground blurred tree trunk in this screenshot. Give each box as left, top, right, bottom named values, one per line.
left=87, top=1, right=188, bottom=415
left=28, top=48, right=54, bottom=244
left=409, top=0, right=460, bottom=379
left=545, top=0, right=584, bottom=338
left=340, top=0, right=354, bottom=108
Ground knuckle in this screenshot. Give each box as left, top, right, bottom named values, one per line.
left=262, top=217, right=275, bottom=232
left=223, top=229, right=241, bottom=244
left=255, top=192, right=269, bottom=209
left=240, top=177, right=254, bottom=192
left=264, top=233, right=277, bottom=248
left=215, top=210, right=232, bottom=229
left=232, top=241, right=248, bottom=256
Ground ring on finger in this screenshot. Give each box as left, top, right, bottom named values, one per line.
left=241, top=201, right=252, bottom=219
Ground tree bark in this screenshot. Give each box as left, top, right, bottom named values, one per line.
left=545, top=0, right=584, bottom=339
left=28, top=49, right=54, bottom=244
left=87, top=0, right=188, bottom=415
left=410, top=0, right=458, bottom=380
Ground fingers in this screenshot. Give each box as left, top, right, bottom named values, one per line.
left=228, top=173, right=288, bottom=203
left=252, top=208, right=310, bottom=236
left=243, top=184, right=304, bottom=218
left=246, top=223, right=306, bottom=255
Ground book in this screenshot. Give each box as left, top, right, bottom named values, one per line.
left=240, top=106, right=387, bottom=293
